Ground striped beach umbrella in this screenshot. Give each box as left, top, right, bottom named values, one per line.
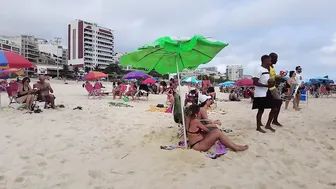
left=182, top=77, right=198, bottom=83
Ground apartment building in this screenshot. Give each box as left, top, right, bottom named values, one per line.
left=68, top=19, right=115, bottom=69
left=6, top=35, right=40, bottom=64
left=0, top=37, right=20, bottom=54
left=226, top=64, right=244, bottom=81
left=37, top=38, right=65, bottom=65
left=62, top=49, right=68, bottom=65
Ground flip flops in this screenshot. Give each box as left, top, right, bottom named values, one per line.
left=34, top=109, right=43, bottom=113
left=222, top=129, right=233, bottom=133
left=57, top=104, right=65, bottom=108
left=73, top=106, right=82, bottom=110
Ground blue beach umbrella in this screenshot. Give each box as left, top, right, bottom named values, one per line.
left=218, top=81, right=235, bottom=87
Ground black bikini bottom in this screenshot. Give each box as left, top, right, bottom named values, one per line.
left=190, top=139, right=202, bottom=149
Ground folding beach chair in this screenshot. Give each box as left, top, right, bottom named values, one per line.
left=85, top=83, right=102, bottom=99
left=6, top=81, right=19, bottom=105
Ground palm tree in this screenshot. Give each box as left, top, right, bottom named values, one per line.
left=93, top=65, right=101, bottom=71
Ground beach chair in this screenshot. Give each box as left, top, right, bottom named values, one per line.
left=299, top=89, right=308, bottom=106
left=6, top=81, right=19, bottom=105
left=120, top=84, right=127, bottom=96
left=94, top=82, right=108, bottom=96
left=320, top=86, right=331, bottom=98
left=85, top=83, right=101, bottom=99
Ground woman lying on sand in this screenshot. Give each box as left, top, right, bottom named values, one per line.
left=186, top=104, right=248, bottom=152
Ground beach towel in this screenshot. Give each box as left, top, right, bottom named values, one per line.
left=108, top=102, right=133, bottom=108
left=146, top=105, right=168, bottom=112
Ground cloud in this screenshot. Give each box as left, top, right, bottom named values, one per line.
left=0, top=0, right=335, bottom=78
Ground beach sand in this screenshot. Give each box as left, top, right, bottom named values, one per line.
left=0, top=80, right=335, bottom=189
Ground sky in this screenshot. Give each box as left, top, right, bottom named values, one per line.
left=1, top=0, right=335, bottom=79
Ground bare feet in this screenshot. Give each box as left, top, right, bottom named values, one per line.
left=265, top=125, right=276, bottom=132
left=272, top=121, right=283, bottom=127
left=233, top=144, right=249, bottom=151
left=256, top=127, right=266, bottom=133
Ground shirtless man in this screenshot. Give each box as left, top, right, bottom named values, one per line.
left=34, top=75, right=56, bottom=108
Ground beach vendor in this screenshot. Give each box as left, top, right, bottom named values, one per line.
left=268, top=52, right=283, bottom=126
left=252, top=55, right=282, bottom=133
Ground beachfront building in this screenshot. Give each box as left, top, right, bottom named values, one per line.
left=226, top=64, right=243, bottom=81
left=36, top=38, right=69, bottom=77
left=68, top=19, right=115, bottom=70
left=1, top=35, right=40, bottom=64
left=0, top=37, right=20, bottom=54
left=0, top=35, right=40, bottom=74
left=173, top=67, right=222, bottom=79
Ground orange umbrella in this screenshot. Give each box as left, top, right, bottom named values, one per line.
left=84, top=71, right=108, bottom=80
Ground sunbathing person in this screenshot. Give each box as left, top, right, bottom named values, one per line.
left=34, top=75, right=56, bottom=109
left=187, top=104, right=248, bottom=152
left=16, top=77, right=37, bottom=110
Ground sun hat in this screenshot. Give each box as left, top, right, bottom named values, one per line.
left=198, top=94, right=211, bottom=104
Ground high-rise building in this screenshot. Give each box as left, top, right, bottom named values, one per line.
left=68, top=19, right=115, bottom=69
left=226, top=64, right=243, bottom=81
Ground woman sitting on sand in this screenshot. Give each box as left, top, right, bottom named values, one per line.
left=16, top=77, right=37, bottom=110
left=187, top=104, right=248, bottom=152
left=229, top=89, right=241, bottom=101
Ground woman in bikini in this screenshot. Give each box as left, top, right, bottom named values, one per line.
left=187, top=104, right=248, bottom=152
left=16, top=77, right=37, bottom=110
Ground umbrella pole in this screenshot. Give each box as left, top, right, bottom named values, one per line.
left=175, top=56, right=188, bottom=149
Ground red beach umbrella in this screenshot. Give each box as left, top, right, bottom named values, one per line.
left=235, top=78, right=253, bottom=86
left=142, top=78, right=157, bottom=84
left=0, top=50, right=35, bottom=69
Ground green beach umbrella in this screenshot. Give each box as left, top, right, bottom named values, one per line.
left=120, top=35, right=228, bottom=74
left=182, top=77, right=198, bottom=83
left=120, top=35, right=228, bottom=148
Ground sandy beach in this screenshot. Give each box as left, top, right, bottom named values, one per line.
left=0, top=80, right=336, bottom=189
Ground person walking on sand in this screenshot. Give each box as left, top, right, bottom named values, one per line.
left=252, top=55, right=280, bottom=133
left=294, top=66, right=303, bottom=109
left=269, top=52, right=283, bottom=126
